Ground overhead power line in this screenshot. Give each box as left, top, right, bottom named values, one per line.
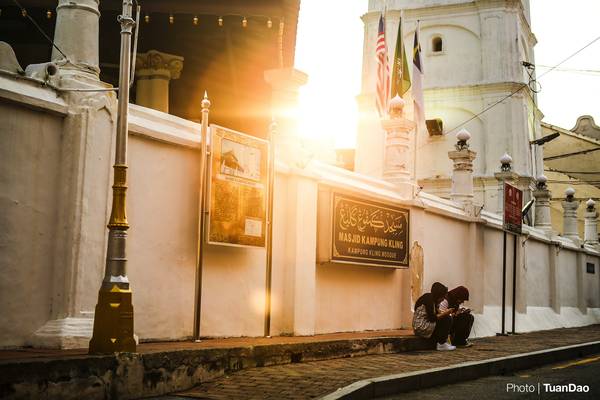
left=11, top=0, right=68, bottom=60
left=545, top=168, right=600, bottom=175
left=546, top=180, right=600, bottom=185
left=543, top=146, right=600, bottom=161
left=445, top=34, right=600, bottom=135
left=537, top=65, right=600, bottom=75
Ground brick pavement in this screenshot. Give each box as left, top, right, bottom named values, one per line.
left=169, top=325, right=600, bottom=400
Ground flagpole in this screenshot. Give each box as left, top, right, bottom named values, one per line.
left=400, top=10, right=404, bottom=98
left=263, top=119, right=276, bottom=338
left=412, top=20, right=420, bottom=197
left=193, top=92, right=211, bottom=341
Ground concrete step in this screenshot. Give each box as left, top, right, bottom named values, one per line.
left=0, top=331, right=431, bottom=400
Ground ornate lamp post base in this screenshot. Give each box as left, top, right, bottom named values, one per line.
left=89, top=285, right=136, bottom=353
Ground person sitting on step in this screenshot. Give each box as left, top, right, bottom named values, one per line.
left=439, top=286, right=474, bottom=347
left=412, top=282, right=456, bottom=351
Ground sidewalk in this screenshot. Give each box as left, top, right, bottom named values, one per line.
left=2, top=325, right=600, bottom=400
left=1, top=329, right=423, bottom=400
left=167, top=325, right=600, bottom=400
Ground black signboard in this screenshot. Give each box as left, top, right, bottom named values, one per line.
left=331, top=193, right=409, bottom=267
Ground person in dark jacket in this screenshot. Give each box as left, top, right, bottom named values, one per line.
left=439, top=286, right=474, bottom=347
left=412, top=282, right=456, bottom=351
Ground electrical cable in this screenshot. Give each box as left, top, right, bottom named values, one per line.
left=545, top=168, right=600, bottom=175
left=11, top=0, right=69, bottom=60
left=543, top=146, right=600, bottom=161
left=546, top=180, right=600, bottom=185
left=537, top=65, right=600, bottom=75
left=443, top=34, right=600, bottom=135
left=6, top=0, right=142, bottom=93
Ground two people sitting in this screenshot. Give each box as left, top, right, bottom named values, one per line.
left=412, top=282, right=474, bottom=351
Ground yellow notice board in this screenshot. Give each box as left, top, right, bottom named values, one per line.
left=207, top=125, right=269, bottom=248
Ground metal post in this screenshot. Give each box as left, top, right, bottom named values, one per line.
left=497, top=231, right=508, bottom=336
left=511, top=234, right=518, bottom=334
left=193, top=92, right=211, bottom=340
left=264, top=119, right=277, bottom=337
left=89, top=0, right=137, bottom=354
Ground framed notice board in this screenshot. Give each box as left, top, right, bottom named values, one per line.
left=206, top=125, right=269, bottom=248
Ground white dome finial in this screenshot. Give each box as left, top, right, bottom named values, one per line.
left=500, top=152, right=512, bottom=171
left=456, top=128, right=471, bottom=142
left=537, top=175, right=547, bottom=184
left=586, top=198, right=595, bottom=208
left=500, top=152, right=513, bottom=165
left=388, top=94, right=405, bottom=118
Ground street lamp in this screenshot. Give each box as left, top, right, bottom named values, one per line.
left=89, top=0, right=138, bottom=354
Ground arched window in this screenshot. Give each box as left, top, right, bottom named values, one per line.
left=432, top=36, right=443, bottom=53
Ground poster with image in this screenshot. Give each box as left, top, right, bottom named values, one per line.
left=207, top=125, right=269, bottom=248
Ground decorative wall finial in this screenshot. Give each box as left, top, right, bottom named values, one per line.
left=565, top=187, right=575, bottom=201
left=500, top=152, right=513, bottom=172
left=586, top=198, right=596, bottom=210
left=455, top=128, right=471, bottom=151
left=388, top=95, right=405, bottom=119
left=201, top=91, right=211, bottom=111
left=536, top=174, right=547, bottom=189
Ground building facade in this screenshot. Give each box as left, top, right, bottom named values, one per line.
left=356, top=0, right=542, bottom=212
left=1, top=0, right=599, bottom=350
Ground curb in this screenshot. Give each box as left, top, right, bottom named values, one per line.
left=320, top=340, right=600, bottom=400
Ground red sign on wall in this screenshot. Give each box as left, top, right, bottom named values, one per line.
left=503, top=183, right=523, bottom=234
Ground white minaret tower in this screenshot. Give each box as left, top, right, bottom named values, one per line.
left=356, top=0, right=542, bottom=209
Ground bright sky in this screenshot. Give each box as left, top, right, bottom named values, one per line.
left=295, top=0, right=600, bottom=149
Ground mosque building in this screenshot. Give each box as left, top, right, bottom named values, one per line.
left=0, top=0, right=599, bottom=350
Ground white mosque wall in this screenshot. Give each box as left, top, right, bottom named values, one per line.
left=314, top=261, right=405, bottom=334
left=126, top=132, right=200, bottom=340
left=525, top=239, right=551, bottom=307
left=1, top=80, right=600, bottom=349
left=0, top=94, right=66, bottom=347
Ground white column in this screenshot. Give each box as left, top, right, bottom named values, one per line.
left=494, top=153, right=519, bottom=215
left=561, top=188, right=580, bottom=242
left=448, top=129, right=477, bottom=210
left=584, top=199, right=599, bottom=247
left=576, top=251, right=587, bottom=314
left=549, top=244, right=560, bottom=314
left=135, top=50, right=184, bottom=113
left=533, top=175, right=552, bottom=232
left=355, top=11, right=384, bottom=178
left=52, top=0, right=100, bottom=79
left=29, top=0, right=118, bottom=348
left=465, top=221, right=485, bottom=314
left=30, top=94, right=116, bottom=348
left=283, top=175, right=317, bottom=335
left=381, top=95, right=417, bottom=198
left=264, top=68, right=308, bottom=163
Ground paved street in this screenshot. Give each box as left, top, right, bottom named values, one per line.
left=384, top=354, right=600, bottom=400
left=148, top=325, right=600, bottom=400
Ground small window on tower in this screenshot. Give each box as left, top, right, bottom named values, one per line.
left=432, top=36, right=443, bottom=53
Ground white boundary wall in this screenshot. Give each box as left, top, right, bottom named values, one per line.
left=1, top=79, right=599, bottom=348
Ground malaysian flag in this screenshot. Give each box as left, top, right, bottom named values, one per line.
left=376, top=14, right=390, bottom=117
